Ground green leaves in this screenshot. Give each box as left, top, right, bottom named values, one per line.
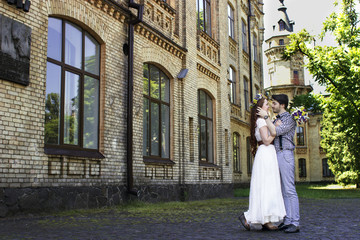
left=286, top=0, right=360, bottom=187
left=289, top=93, right=324, bottom=114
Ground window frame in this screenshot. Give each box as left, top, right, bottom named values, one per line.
left=197, top=0, right=212, bottom=36
left=296, top=126, right=305, bottom=146
left=242, top=20, right=248, bottom=53
left=322, top=158, right=335, bottom=177
left=142, top=63, right=171, bottom=161
left=228, top=4, right=235, bottom=39
left=253, top=33, right=258, bottom=63
left=279, top=20, right=285, bottom=31
left=229, top=67, right=236, bottom=104
left=298, top=158, right=307, bottom=178
left=198, top=90, right=214, bottom=164
left=44, top=17, right=103, bottom=158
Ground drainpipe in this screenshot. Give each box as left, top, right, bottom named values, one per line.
left=247, top=0, right=253, bottom=98
left=177, top=69, right=188, bottom=201
left=126, top=0, right=143, bottom=196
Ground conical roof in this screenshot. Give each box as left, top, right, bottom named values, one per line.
left=270, top=0, right=295, bottom=37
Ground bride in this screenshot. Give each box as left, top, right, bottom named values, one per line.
left=239, top=94, right=286, bottom=231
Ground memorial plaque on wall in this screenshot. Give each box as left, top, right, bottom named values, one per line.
left=0, top=14, right=31, bottom=86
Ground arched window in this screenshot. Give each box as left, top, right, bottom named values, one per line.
left=143, top=64, right=170, bottom=159
left=228, top=4, right=235, bottom=38
left=296, top=126, right=305, bottom=146
left=197, top=0, right=212, bottom=35
left=45, top=17, right=101, bottom=156
left=198, top=90, right=214, bottom=163
left=229, top=67, right=236, bottom=104
left=298, top=158, right=306, bottom=178
left=233, top=132, right=241, bottom=172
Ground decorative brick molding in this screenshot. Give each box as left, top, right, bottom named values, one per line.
left=231, top=104, right=242, bottom=119
left=198, top=31, right=220, bottom=65
left=46, top=0, right=127, bottom=42
left=143, top=0, right=175, bottom=39
left=199, top=166, right=221, bottom=180
left=135, top=24, right=186, bottom=59
left=296, top=147, right=307, bottom=154
left=145, top=164, right=174, bottom=180
left=47, top=157, right=102, bottom=178
left=229, top=37, right=237, bottom=61
left=197, top=63, right=220, bottom=82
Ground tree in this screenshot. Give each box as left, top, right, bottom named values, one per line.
left=289, top=93, right=324, bottom=114
left=284, top=0, right=360, bottom=187
left=45, top=92, right=60, bottom=144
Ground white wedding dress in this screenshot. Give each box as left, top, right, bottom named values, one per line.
left=244, top=118, right=286, bottom=228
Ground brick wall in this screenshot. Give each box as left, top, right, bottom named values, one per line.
left=0, top=0, right=265, bottom=216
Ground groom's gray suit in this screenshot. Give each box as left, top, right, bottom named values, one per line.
left=274, top=111, right=300, bottom=227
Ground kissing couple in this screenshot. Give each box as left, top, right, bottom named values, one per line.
left=239, top=94, right=300, bottom=233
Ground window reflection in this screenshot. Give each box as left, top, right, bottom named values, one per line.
left=47, top=18, right=62, bottom=61
left=85, top=33, right=100, bottom=75
left=45, top=17, right=100, bottom=151
left=84, top=76, right=99, bottom=149
left=143, top=64, right=170, bottom=159
left=64, top=72, right=80, bottom=145
left=65, top=22, right=82, bottom=69
left=198, top=90, right=214, bottom=163
left=45, top=62, right=61, bottom=144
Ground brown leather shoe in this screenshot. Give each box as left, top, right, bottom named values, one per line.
left=238, top=213, right=250, bottom=231
left=263, top=223, right=278, bottom=231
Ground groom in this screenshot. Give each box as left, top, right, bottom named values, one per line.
left=257, top=94, right=300, bottom=233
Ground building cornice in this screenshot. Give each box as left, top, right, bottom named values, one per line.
left=86, top=0, right=129, bottom=22
left=197, top=63, right=220, bottom=82
left=265, top=84, right=313, bottom=91
left=135, top=22, right=187, bottom=60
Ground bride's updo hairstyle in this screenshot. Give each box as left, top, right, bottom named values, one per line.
left=250, top=94, right=266, bottom=156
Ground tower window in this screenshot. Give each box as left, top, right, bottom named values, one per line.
left=279, top=21, right=285, bottom=31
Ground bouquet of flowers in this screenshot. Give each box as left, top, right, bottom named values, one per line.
left=290, top=106, right=309, bottom=125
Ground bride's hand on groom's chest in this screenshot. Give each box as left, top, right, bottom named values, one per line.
left=275, top=119, right=282, bottom=126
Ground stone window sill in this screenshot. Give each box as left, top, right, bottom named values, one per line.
left=143, top=157, right=175, bottom=166
left=45, top=146, right=105, bottom=159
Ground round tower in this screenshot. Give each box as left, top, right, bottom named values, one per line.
left=264, top=0, right=312, bottom=98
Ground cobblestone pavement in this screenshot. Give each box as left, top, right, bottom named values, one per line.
left=0, top=198, right=359, bottom=240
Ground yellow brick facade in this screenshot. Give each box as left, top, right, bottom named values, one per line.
left=0, top=0, right=264, bottom=215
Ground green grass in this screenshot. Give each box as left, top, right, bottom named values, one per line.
left=35, top=183, right=359, bottom=226
left=37, top=198, right=249, bottom=226
left=49, top=198, right=248, bottom=218
left=118, top=198, right=248, bottom=213
left=234, top=183, right=360, bottom=199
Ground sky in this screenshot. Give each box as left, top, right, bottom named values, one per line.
left=262, top=0, right=339, bottom=94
